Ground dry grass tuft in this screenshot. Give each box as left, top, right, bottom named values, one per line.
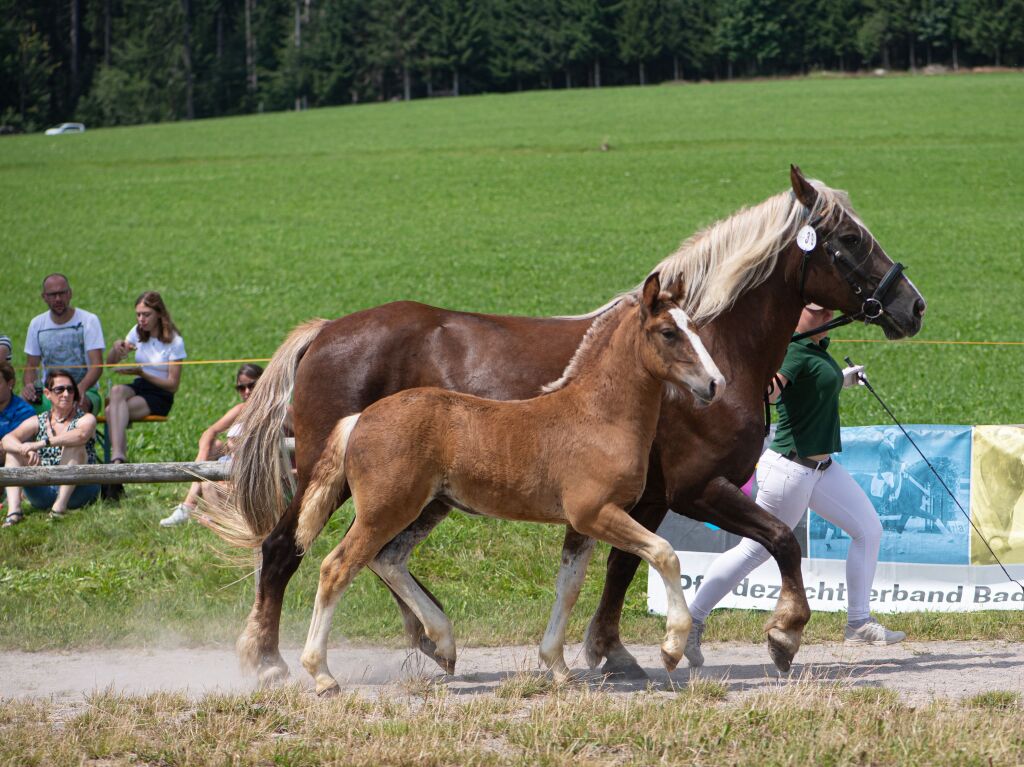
left=494, top=672, right=557, bottom=700
left=963, top=690, right=1021, bottom=710
left=4, top=679, right=1024, bottom=766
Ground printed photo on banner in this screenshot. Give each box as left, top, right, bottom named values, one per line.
left=809, top=425, right=972, bottom=565
left=971, top=425, right=1024, bottom=565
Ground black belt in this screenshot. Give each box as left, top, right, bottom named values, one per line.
left=783, top=451, right=832, bottom=471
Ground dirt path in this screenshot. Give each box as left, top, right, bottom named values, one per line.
left=3, top=641, right=1022, bottom=705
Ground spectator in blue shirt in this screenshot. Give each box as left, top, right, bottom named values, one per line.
left=1, top=360, right=38, bottom=524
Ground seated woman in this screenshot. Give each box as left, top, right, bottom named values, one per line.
left=2, top=369, right=100, bottom=524
left=105, top=291, right=186, bottom=472
left=160, top=363, right=264, bottom=527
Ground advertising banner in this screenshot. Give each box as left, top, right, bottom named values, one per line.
left=648, top=425, right=1024, bottom=615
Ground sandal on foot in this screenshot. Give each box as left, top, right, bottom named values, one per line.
left=3, top=511, right=25, bottom=527
left=48, top=509, right=67, bottom=521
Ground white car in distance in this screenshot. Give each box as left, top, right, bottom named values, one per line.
left=45, top=122, right=86, bottom=135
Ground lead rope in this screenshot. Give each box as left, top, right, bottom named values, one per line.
left=846, top=355, right=1024, bottom=596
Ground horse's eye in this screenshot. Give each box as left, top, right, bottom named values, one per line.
left=661, top=329, right=677, bottom=341
left=839, top=233, right=861, bottom=248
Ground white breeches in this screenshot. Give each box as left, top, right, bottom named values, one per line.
left=690, top=448, right=882, bottom=624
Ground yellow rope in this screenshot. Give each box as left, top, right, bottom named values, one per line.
left=12, top=340, right=1023, bottom=373
left=837, top=339, right=1024, bottom=346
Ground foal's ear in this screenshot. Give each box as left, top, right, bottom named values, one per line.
left=641, top=272, right=662, bottom=315
left=790, top=164, right=818, bottom=209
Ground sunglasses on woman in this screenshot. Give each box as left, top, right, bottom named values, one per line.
left=236, top=382, right=256, bottom=393
left=48, top=385, right=76, bottom=395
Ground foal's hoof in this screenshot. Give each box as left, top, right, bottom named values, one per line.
left=660, top=648, right=681, bottom=673
left=418, top=636, right=456, bottom=675
left=316, top=681, right=342, bottom=698
left=766, top=628, right=799, bottom=673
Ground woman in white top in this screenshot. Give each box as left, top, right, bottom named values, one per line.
left=105, top=291, right=186, bottom=466
left=160, top=363, right=263, bottom=527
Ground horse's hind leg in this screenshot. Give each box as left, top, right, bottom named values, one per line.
left=538, top=528, right=596, bottom=681
left=238, top=487, right=311, bottom=687
left=369, top=501, right=456, bottom=673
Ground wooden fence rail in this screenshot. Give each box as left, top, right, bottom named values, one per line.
left=0, top=438, right=295, bottom=487
left=0, top=461, right=232, bottom=487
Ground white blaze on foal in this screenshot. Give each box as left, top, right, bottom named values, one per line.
left=669, top=307, right=725, bottom=398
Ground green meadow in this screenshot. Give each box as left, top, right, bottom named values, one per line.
left=1, top=73, right=1023, bottom=651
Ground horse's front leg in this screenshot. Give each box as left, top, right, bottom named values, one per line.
left=692, top=477, right=810, bottom=672
left=538, top=528, right=596, bottom=680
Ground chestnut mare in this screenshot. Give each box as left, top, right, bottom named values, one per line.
left=291, top=274, right=724, bottom=693
left=206, top=167, right=925, bottom=685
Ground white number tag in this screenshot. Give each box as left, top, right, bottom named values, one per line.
left=796, top=225, right=817, bottom=252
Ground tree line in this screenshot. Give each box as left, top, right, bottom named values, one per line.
left=3, top=0, right=1023, bottom=131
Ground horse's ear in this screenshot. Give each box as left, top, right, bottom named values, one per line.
left=641, top=272, right=662, bottom=315
left=790, top=164, right=818, bottom=209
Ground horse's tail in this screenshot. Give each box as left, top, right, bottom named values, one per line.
left=200, top=318, right=330, bottom=549
left=295, top=413, right=360, bottom=553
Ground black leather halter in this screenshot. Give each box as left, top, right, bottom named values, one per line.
left=791, top=213, right=906, bottom=342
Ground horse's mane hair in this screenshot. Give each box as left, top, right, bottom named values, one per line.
left=542, top=296, right=636, bottom=393
left=561, top=180, right=858, bottom=326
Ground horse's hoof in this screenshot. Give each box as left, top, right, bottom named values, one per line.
left=602, top=656, right=648, bottom=680
left=584, top=647, right=602, bottom=670
left=257, top=662, right=290, bottom=688
left=766, top=628, right=799, bottom=673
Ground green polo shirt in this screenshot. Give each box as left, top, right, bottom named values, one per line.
left=770, top=337, right=843, bottom=458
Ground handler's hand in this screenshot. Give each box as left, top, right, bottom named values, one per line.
left=841, top=364, right=866, bottom=388
left=115, top=366, right=143, bottom=376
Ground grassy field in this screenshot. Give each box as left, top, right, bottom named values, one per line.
left=2, top=73, right=1024, bottom=657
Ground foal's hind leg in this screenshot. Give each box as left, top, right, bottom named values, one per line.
left=538, top=528, right=596, bottom=681
left=369, top=501, right=457, bottom=673
left=300, top=511, right=414, bottom=695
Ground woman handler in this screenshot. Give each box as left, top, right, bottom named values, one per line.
left=684, top=304, right=905, bottom=666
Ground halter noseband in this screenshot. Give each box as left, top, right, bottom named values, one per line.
left=792, top=211, right=906, bottom=342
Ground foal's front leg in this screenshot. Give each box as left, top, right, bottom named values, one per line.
left=537, top=528, right=596, bottom=680
left=570, top=502, right=691, bottom=672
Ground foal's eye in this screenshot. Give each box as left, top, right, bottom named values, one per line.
left=660, top=329, right=677, bottom=341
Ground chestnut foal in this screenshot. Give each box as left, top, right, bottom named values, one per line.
left=294, top=273, right=724, bottom=694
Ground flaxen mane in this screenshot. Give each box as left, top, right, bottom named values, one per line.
left=651, top=182, right=856, bottom=324
left=563, top=181, right=858, bottom=326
